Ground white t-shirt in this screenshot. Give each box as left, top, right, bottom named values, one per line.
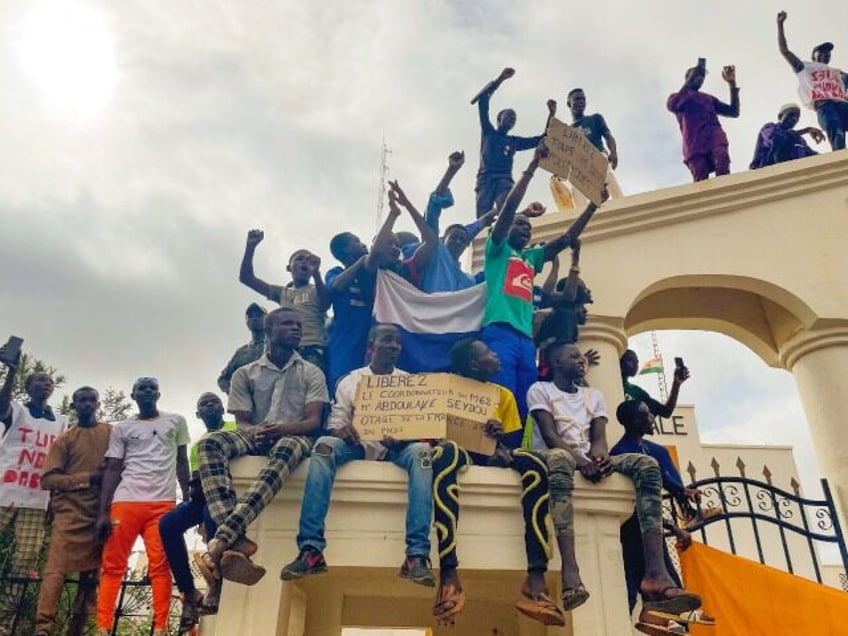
left=106, top=411, right=190, bottom=503
left=526, top=382, right=607, bottom=458
left=796, top=61, right=848, bottom=109
left=0, top=402, right=68, bottom=510
left=329, top=366, right=408, bottom=461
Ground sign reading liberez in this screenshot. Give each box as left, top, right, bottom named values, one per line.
left=353, top=373, right=500, bottom=455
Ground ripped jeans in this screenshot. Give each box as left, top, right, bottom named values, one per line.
left=296, top=435, right=433, bottom=557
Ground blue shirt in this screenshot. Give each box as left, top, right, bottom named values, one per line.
left=326, top=265, right=376, bottom=393
left=610, top=436, right=686, bottom=500
left=477, top=92, right=543, bottom=179
left=413, top=188, right=487, bottom=293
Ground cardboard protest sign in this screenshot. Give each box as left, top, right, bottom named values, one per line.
left=539, top=117, right=609, bottom=205
left=353, top=374, right=501, bottom=454
left=353, top=373, right=450, bottom=441
left=445, top=375, right=499, bottom=455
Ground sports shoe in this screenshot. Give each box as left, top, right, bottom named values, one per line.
left=399, top=555, right=435, bottom=587
left=280, top=547, right=328, bottom=580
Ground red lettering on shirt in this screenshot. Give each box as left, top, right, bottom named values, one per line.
left=503, top=257, right=534, bottom=302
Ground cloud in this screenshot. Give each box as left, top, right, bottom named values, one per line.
left=1, top=0, right=843, bottom=456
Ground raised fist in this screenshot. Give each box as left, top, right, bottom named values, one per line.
left=246, top=229, right=264, bottom=247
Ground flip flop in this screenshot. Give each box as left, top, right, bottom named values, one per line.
left=193, top=551, right=218, bottom=588
left=201, top=581, right=221, bottom=615
left=635, top=620, right=687, bottom=635
left=220, top=550, right=267, bottom=586
left=648, top=608, right=715, bottom=626
left=561, top=583, right=590, bottom=611
left=178, top=590, right=203, bottom=634
left=514, top=593, right=566, bottom=626
left=641, top=587, right=701, bottom=615
left=433, top=583, right=466, bottom=627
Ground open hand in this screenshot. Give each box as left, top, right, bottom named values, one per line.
left=583, top=348, right=600, bottom=366
left=388, top=180, right=412, bottom=209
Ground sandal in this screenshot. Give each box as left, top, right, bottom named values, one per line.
left=201, top=580, right=221, bottom=615
left=178, top=590, right=202, bottom=634
left=641, top=586, right=701, bottom=615
left=433, top=582, right=466, bottom=627
left=220, top=549, right=267, bottom=585
left=648, top=607, right=715, bottom=626
left=514, top=593, right=566, bottom=626
left=561, top=583, right=590, bottom=611
left=194, top=551, right=218, bottom=588
left=635, top=620, right=687, bottom=635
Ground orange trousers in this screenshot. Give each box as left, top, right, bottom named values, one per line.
left=97, top=501, right=174, bottom=630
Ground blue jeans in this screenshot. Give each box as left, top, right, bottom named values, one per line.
left=158, top=497, right=217, bottom=595
left=481, top=322, right=537, bottom=448
left=816, top=100, right=848, bottom=151
left=297, top=436, right=433, bottom=556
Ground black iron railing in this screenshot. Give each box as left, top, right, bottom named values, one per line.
left=664, top=456, right=848, bottom=586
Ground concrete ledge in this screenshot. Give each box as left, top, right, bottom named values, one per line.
left=213, top=456, right=639, bottom=635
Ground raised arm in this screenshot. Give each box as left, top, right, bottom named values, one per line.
left=491, top=140, right=549, bottom=243
left=426, top=151, right=464, bottom=234
left=0, top=347, right=20, bottom=432
left=549, top=239, right=582, bottom=304
left=713, top=66, right=741, bottom=118
left=472, top=68, right=516, bottom=132
left=777, top=11, right=804, bottom=73
left=239, top=229, right=274, bottom=299
left=365, top=195, right=403, bottom=270
left=390, top=180, right=439, bottom=273
left=541, top=253, right=560, bottom=294
left=309, top=254, right=331, bottom=311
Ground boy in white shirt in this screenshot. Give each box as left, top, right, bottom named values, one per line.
left=527, top=343, right=701, bottom=619
left=94, top=377, right=190, bottom=636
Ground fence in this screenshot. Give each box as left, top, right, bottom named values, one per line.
left=665, top=456, right=848, bottom=586
left=0, top=552, right=185, bottom=635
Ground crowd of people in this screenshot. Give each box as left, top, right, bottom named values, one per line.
left=1, top=11, right=845, bottom=636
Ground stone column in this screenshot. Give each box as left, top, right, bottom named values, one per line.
left=577, top=315, right=629, bottom=407
left=780, top=326, right=848, bottom=529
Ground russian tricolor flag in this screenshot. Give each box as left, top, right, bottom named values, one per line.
left=374, top=270, right=487, bottom=372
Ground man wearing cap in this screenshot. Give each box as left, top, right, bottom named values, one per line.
left=750, top=103, right=824, bottom=169
left=778, top=11, right=848, bottom=150
left=217, top=303, right=267, bottom=394
left=667, top=61, right=740, bottom=181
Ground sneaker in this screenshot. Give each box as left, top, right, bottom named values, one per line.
left=399, top=555, right=435, bottom=587
left=280, top=547, right=328, bottom=580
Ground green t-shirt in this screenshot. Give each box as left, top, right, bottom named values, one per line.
left=189, top=420, right=239, bottom=472
left=482, top=234, right=545, bottom=337
left=623, top=380, right=665, bottom=416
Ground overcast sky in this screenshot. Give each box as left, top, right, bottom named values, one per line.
left=1, top=0, right=843, bottom=506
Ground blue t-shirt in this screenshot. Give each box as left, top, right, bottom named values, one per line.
left=572, top=113, right=609, bottom=152
left=477, top=93, right=543, bottom=179
left=610, top=436, right=686, bottom=499
left=421, top=243, right=477, bottom=293
left=326, top=266, right=376, bottom=393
